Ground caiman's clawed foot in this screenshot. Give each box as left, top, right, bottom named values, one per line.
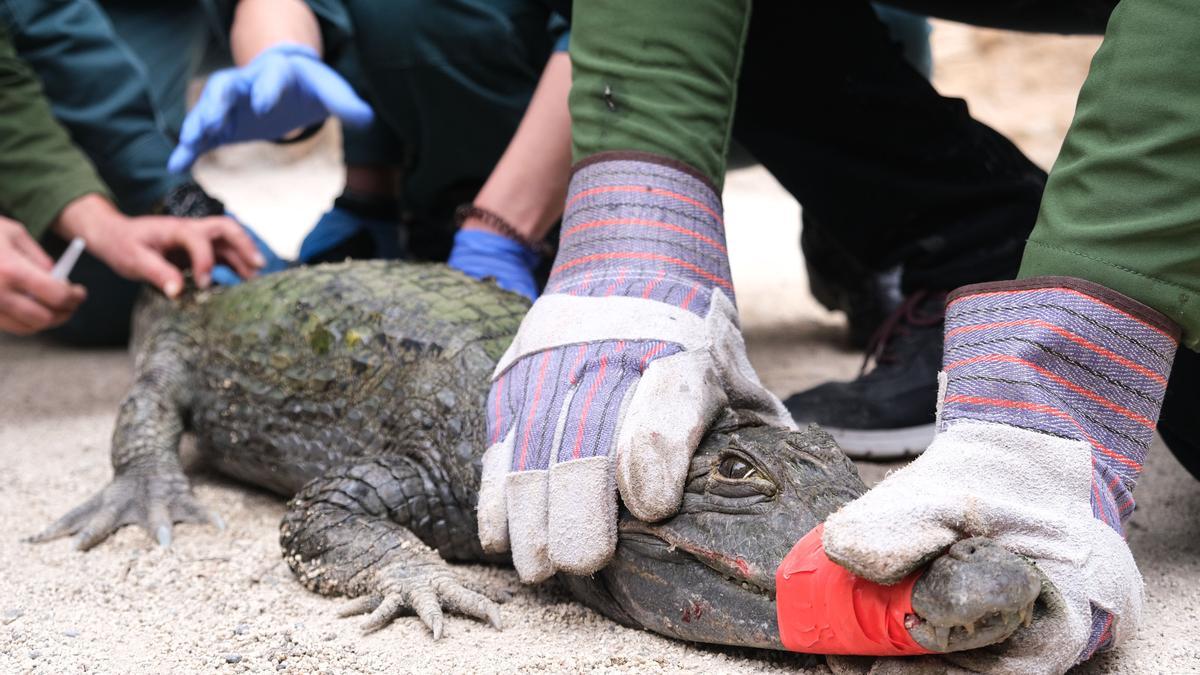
left=27, top=466, right=222, bottom=551
left=907, top=538, right=1042, bottom=652
left=338, top=559, right=503, bottom=639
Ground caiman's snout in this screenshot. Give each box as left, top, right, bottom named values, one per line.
left=593, top=418, right=866, bottom=649
left=603, top=523, right=784, bottom=650
left=908, top=538, right=1043, bottom=652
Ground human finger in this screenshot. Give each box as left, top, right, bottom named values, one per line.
left=0, top=289, right=64, bottom=334
left=207, top=217, right=266, bottom=270
left=12, top=257, right=86, bottom=312
left=8, top=227, right=55, bottom=270
left=129, top=246, right=186, bottom=298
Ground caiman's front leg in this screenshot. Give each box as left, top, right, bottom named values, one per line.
left=281, top=458, right=502, bottom=639
left=29, top=315, right=218, bottom=550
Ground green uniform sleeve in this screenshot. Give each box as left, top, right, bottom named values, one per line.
left=568, top=0, right=750, bottom=189
left=0, top=27, right=109, bottom=240
left=1019, top=0, right=1200, bottom=349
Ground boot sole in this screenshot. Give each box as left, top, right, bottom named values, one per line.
left=822, top=423, right=936, bottom=460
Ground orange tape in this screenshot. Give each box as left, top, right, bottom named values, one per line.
left=775, top=524, right=934, bottom=656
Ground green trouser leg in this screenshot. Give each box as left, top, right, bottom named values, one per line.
left=1019, top=0, right=1200, bottom=349
left=569, top=0, right=751, bottom=189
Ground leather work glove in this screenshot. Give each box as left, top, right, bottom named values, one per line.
left=168, top=44, right=373, bottom=172
left=476, top=154, right=793, bottom=582
left=448, top=228, right=541, bottom=300
left=822, top=278, right=1179, bottom=674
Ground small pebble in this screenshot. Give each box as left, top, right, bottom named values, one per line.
left=2, top=608, right=22, bottom=625
left=225, top=653, right=242, bottom=664
left=234, top=623, right=249, bottom=636
left=29, top=650, right=41, bottom=660
left=277, top=664, right=287, bottom=671
left=64, top=628, right=80, bottom=638
left=322, top=632, right=336, bottom=642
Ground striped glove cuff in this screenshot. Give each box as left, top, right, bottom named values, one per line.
left=546, top=152, right=734, bottom=315
left=941, top=277, right=1179, bottom=532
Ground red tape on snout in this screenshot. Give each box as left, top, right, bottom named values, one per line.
left=776, top=524, right=934, bottom=656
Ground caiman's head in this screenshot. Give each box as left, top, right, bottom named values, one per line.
left=564, top=412, right=865, bottom=649
left=562, top=411, right=1042, bottom=654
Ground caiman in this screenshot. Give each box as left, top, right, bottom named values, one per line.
left=30, top=261, right=1042, bottom=656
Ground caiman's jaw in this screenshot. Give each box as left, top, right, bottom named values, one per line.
left=616, top=522, right=776, bottom=599
left=603, top=521, right=783, bottom=649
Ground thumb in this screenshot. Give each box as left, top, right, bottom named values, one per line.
left=616, top=349, right=723, bottom=522
left=822, top=474, right=961, bottom=585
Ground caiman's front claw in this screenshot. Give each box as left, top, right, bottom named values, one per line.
left=27, top=469, right=221, bottom=551
left=338, top=560, right=503, bottom=639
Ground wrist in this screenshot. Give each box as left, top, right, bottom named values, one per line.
left=52, top=193, right=124, bottom=243
left=455, top=204, right=552, bottom=257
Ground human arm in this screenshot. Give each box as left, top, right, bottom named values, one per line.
left=230, top=0, right=322, bottom=63
left=473, top=1, right=788, bottom=582
left=447, top=51, right=572, bottom=299
left=824, top=1, right=1199, bottom=670
left=168, top=0, right=372, bottom=172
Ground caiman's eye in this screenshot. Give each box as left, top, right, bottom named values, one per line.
left=716, top=455, right=757, bottom=480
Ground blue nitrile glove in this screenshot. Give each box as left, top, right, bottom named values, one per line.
left=297, top=205, right=405, bottom=263
left=212, top=219, right=289, bottom=286
left=447, top=228, right=541, bottom=300
left=168, top=44, right=374, bottom=172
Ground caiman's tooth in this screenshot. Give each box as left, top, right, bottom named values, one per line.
left=1021, top=605, right=1034, bottom=628
left=934, top=625, right=951, bottom=651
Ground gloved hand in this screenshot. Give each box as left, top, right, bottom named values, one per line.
left=211, top=218, right=289, bottom=286
left=447, top=228, right=540, bottom=300
left=822, top=278, right=1179, bottom=674
left=475, top=154, right=793, bottom=582
left=297, top=198, right=404, bottom=265
left=168, top=43, right=373, bottom=172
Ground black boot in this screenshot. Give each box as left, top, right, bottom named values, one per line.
left=785, top=290, right=945, bottom=459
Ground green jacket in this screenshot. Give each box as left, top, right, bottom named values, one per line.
left=0, top=25, right=109, bottom=239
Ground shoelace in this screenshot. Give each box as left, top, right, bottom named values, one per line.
left=859, top=289, right=947, bottom=376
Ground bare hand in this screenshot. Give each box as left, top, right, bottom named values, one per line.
left=55, top=194, right=264, bottom=297
left=0, top=216, right=86, bottom=335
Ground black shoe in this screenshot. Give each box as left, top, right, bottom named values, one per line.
left=800, top=215, right=903, bottom=348
left=785, top=290, right=945, bottom=459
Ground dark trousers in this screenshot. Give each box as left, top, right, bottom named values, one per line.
left=732, top=1, right=1092, bottom=295
left=329, top=0, right=561, bottom=259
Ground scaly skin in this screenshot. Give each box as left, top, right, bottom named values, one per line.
left=31, top=261, right=1041, bottom=654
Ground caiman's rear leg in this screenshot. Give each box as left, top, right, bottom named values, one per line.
left=282, top=458, right=502, bottom=639
left=29, top=305, right=219, bottom=550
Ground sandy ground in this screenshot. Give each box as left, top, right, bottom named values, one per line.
left=3, top=22, right=1199, bottom=675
